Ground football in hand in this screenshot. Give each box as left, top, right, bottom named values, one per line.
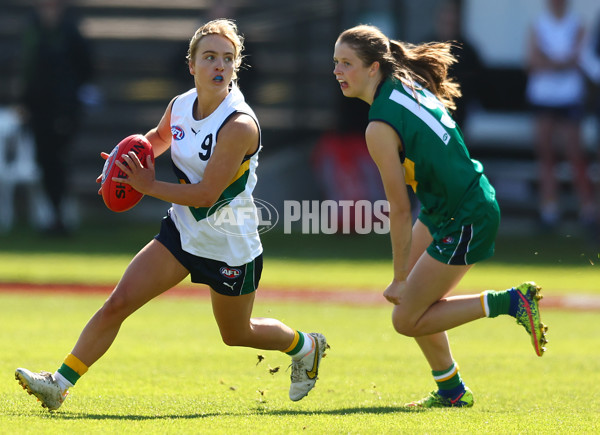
left=101, top=134, right=154, bottom=212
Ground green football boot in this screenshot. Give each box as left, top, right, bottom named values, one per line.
left=513, top=282, right=548, bottom=356
left=405, top=387, right=474, bottom=408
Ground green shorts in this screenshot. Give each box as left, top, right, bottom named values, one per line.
left=423, top=202, right=500, bottom=266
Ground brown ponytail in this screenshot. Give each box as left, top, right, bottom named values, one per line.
left=338, top=25, right=462, bottom=111
left=390, top=40, right=461, bottom=110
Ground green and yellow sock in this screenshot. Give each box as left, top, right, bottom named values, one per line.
left=56, top=353, right=88, bottom=387
left=283, top=331, right=313, bottom=360
left=433, top=361, right=465, bottom=399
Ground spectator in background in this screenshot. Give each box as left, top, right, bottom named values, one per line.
left=18, top=0, right=93, bottom=235
left=593, top=14, right=600, bottom=175
left=424, top=0, right=484, bottom=129
left=581, top=11, right=600, bottom=175
left=526, top=0, right=596, bottom=234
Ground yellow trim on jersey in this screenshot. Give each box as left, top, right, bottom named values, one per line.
left=230, top=159, right=251, bottom=186
left=403, top=158, right=418, bottom=192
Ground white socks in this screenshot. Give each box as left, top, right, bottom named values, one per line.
left=53, top=371, right=73, bottom=392
left=292, top=332, right=315, bottom=361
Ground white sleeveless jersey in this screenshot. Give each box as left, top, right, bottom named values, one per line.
left=168, top=84, right=262, bottom=266
left=526, top=11, right=585, bottom=106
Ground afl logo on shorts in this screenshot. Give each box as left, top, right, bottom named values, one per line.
left=220, top=266, right=241, bottom=279
left=171, top=125, right=185, bottom=141
left=442, top=236, right=454, bottom=244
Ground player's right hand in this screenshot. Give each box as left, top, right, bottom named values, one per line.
left=383, top=280, right=406, bottom=305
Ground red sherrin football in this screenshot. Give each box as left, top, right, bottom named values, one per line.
left=101, top=134, right=154, bottom=212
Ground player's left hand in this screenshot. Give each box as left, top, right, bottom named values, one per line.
left=383, top=280, right=406, bottom=305
left=96, top=152, right=110, bottom=194
left=113, top=152, right=155, bottom=195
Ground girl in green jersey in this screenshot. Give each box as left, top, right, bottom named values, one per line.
left=333, top=24, right=548, bottom=408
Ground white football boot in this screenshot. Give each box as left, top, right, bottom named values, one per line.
left=15, top=368, right=68, bottom=411
left=289, top=333, right=327, bottom=401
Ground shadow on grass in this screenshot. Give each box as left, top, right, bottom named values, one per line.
left=26, top=405, right=425, bottom=420
left=254, top=406, right=426, bottom=416
left=39, top=412, right=223, bottom=420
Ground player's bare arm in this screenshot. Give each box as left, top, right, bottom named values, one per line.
left=117, top=112, right=258, bottom=208
left=365, top=121, right=412, bottom=303
left=145, top=97, right=176, bottom=157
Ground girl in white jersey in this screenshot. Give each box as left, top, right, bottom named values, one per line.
left=15, top=19, right=327, bottom=411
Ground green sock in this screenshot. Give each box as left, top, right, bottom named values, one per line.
left=57, top=364, right=80, bottom=385
left=432, top=361, right=462, bottom=391
left=433, top=362, right=465, bottom=398
left=482, top=289, right=512, bottom=318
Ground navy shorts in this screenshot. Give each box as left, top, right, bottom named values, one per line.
left=154, top=215, right=262, bottom=296
left=529, top=103, right=584, bottom=122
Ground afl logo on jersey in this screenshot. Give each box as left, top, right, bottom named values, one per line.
left=171, top=125, right=185, bottom=141
left=220, top=266, right=241, bottom=279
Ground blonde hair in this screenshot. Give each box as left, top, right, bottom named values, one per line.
left=187, top=19, right=244, bottom=81
left=337, top=24, right=461, bottom=111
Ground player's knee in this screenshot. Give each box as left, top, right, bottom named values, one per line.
left=219, top=330, right=248, bottom=347
left=392, top=318, right=418, bottom=337
left=100, top=291, right=132, bottom=323
left=391, top=308, right=419, bottom=337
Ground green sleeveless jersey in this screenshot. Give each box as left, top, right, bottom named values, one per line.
left=368, top=78, right=497, bottom=231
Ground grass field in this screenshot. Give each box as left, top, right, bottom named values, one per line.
left=0, top=222, right=599, bottom=293
left=1, top=221, right=599, bottom=433
left=2, top=293, right=599, bottom=434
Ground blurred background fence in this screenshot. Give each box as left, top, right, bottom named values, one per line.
left=0, top=0, right=599, bottom=235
